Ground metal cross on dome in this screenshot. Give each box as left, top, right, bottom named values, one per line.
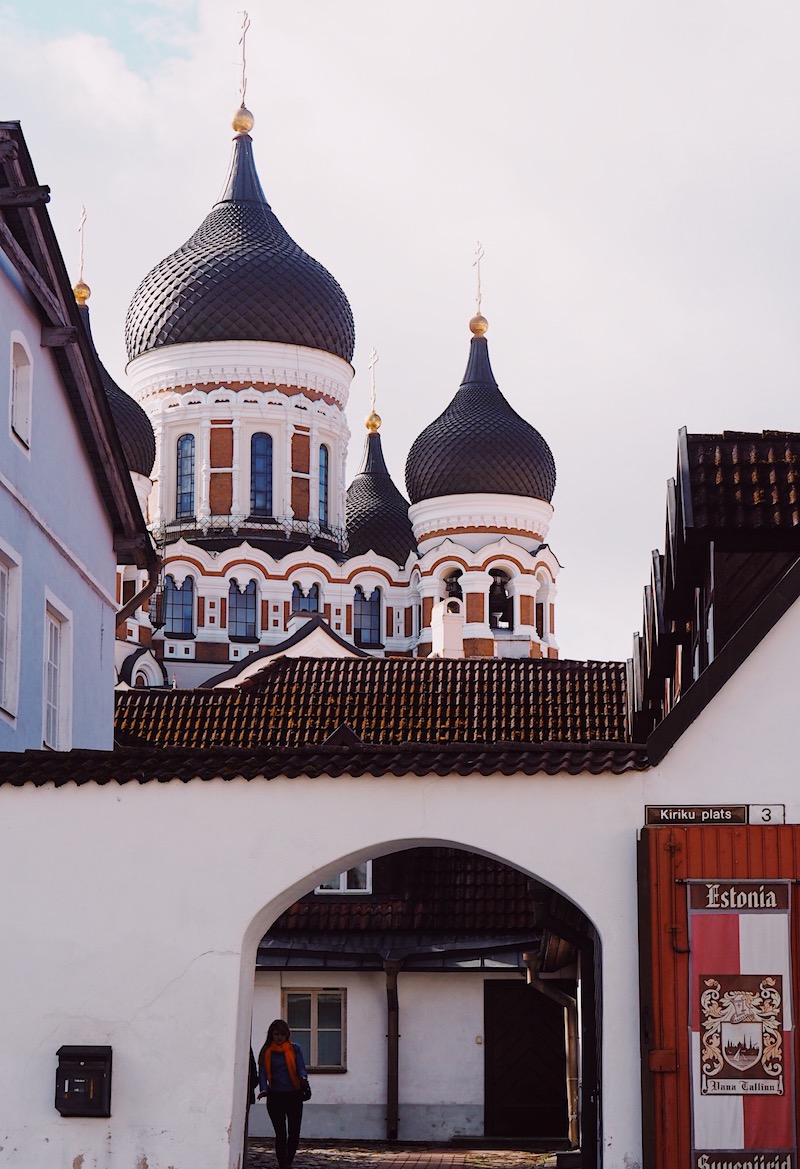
left=238, top=10, right=251, bottom=106
left=473, top=240, right=485, bottom=316
left=77, top=204, right=87, bottom=284
left=368, top=346, right=379, bottom=413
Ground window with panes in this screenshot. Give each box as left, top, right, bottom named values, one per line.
left=176, top=434, right=195, bottom=518
left=353, top=586, right=381, bottom=646
left=228, top=578, right=257, bottom=639
left=43, top=613, right=61, bottom=748
left=318, top=445, right=329, bottom=528
left=164, top=575, right=194, bottom=636
left=285, top=989, right=345, bottom=1070
left=250, top=433, right=273, bottom=517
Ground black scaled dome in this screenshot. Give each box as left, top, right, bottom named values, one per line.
left=77, top=297, right=155, bottom=477
left=405, top=325, right=556, bottom=504
left=347, top=424, right=416, bottom=566
left=125, top=117, right=354, bottom=364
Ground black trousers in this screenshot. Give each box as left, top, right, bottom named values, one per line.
left=266, top=1090, right=303, bottom=1169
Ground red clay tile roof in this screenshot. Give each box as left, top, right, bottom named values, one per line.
left=684, top=430, right=800, bottom=534
left=116, top=657, right=631, bottom=748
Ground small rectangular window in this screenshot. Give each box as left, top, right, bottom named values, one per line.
left=43, top=613, right=61, bottom=748
left=10, top=340, right=32, bottom=448
left=284, top=989, right=346, bottom=1070
left=316, top=861, right=372, bottom=894
left=42, top=595, right=71, bottom=750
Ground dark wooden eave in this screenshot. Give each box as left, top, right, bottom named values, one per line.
left=0, top=121, right=155, bottom=570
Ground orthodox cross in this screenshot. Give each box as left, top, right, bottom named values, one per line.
left=473, top=241, right=485, bottom=316
left=77, top=204, right=87, bottom=283
left=368, top=347, right=379, bottom=413
left=238, top=10, right=251, bottom=106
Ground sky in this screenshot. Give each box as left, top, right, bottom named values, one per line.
left=2, top=1, right=800, bottom=663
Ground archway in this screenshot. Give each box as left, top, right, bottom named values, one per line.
left=241, top=843, right=601, bottom=1167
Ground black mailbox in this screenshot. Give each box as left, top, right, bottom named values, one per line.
left=55, top=1045, right=112, bottom=1117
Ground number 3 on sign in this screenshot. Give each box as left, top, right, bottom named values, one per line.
left=749, top=804, right=785, bottom=824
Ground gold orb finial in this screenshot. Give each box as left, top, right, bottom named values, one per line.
left=232, top=104, right=255, bottom=134
left=469, top=313, right=488, bottom=336
left=365, top=410, right=382, bottom=433
left=73, top=279, right=91, bottom=306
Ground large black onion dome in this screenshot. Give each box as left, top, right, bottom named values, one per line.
left=125, top=132, right=355, bottom=363
left=347, top=431, right=417, bottom=565
left=405, top=334, right=556, bottom=504
left=78, top=303, right=155, bottom=476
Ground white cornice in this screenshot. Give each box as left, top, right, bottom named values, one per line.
left=409, top=492, right=553, bottom=552
left=126, top=340, right=354, bottom=409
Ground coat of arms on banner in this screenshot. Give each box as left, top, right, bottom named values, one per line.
left=700, top=974, right=784, bottom=1095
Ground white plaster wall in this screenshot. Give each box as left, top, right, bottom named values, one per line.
left=0, top=768, right=647, bottom=1169
left=0, top=263, right=118, bottom=750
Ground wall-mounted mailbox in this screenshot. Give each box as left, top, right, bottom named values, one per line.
left=55, top=1045, right=112, bottom=1117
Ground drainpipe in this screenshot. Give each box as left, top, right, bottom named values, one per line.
left=523, top=952, right=579, bottom=1148
left=384, top=960, right=400, bottom=1141
left=115, top=554, right=162, bottom=629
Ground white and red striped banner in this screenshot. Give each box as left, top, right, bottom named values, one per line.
left=689, top=880, right=796, bottom=1169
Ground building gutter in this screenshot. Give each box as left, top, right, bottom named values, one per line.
left=384, top=960, right=401, bottom=1141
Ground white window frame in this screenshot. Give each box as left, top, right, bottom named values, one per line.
left=10, top=333, right=33, bottom=450
left=283, top=988, right=347, bottom=1071
left=0, top=539, right=21, bottom=721
left=42, top=591, right=72, bottom=750
left=315, top=860, right=372, bottom=894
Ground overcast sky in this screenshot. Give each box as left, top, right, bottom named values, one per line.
left=3, top=1, right=800, bottom=662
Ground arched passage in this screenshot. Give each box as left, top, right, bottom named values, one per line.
left=239, top=841, right=602, bottom=1167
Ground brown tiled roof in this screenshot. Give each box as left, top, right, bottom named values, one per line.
left=0, top=740, right=647, bottom=787
left=273, top=848, right=542, bottom=934
left=684, top=430, right=800, bottom=534
left=116, top=657, right=631, bottom=748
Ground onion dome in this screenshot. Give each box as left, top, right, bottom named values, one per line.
left=405, top=318, right=556, bottom=504
left=74, top=282, right=156, bottom=477
left=125, top=107, right=354, bottom=363
left=347, top=415, right=416, bottom=566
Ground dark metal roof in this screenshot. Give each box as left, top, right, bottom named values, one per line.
left=115, top=656, right=632, bottom=748
left=346, top=431, right=417, bottom=565
left=78, top=304, right=155, bottom=476
left=405, top=335, right=556, bottom=505
left=125, top=132, right=355, bottom=363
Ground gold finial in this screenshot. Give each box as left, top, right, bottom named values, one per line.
left=73, top=204, right=91, bottom=304
left=469, top=313, right=488, bottom=336
left=365, top=347, right=381, bottom=431
left=232, top=11, right=254, bottom=132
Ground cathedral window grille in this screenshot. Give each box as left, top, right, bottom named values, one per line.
left=319, top=444, right=329, bottom=528
left=250, top=433, right=273, bottom=517
left=292, top=582, right=320, bottom=613
left=353, top=586, right=381, bottom=646
left=229, top=578, right=258, bottom=640
left=164, top=575, right=194, bottom=636
left=176, top=434, right=195, bottom=519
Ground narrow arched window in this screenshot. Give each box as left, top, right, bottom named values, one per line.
left=354, top=586, right=381, bottom=646
left=164, top=575, right=194, bottom=636
left=250, top=433, right=273, bottom=517
left=292, top=582, right=320, bottom=613
left=176, top=434, right=195, bottom=518
left=11, top=341, right=32, bottom=447
left=319, top=444, right=329, bottom=528
left=229, top=578, right=258, bottom=640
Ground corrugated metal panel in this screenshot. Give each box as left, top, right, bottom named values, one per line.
left=639, top=825, right=800, bottom=1169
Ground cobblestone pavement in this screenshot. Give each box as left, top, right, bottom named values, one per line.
left=245, top=1140, right=558, bottom=1169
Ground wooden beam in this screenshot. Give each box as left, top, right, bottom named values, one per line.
left=0, top=217, right=64, bottom=326
left=0, top=140, right=19, bottom=163
left=0, top=184, right=50, bottom=208
left=41, top=326, right=78, bottom=347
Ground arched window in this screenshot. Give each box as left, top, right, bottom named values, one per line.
left=488, top=569, right=513, bottom=630
left=176, top=434, right=195, bottom=518
left=292, top=582, right=320, bottom=613
left=228, top=578, right=258, bottom=640
left=164, top=575, right=194, bottom=636
left=353, top=586, right=381, bottom=646
left=250, top=433, right=273, bottom=517
left=318, top=445, right=329, bottom=528
left=11, top=341, right=32, bottom=447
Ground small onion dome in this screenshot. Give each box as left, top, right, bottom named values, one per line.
left=125, top=123, right=354, bottom=364
left=405, top=325, right=556, bottom=504
left=76, top=298, right=155, bottom=477
left=346, top=427, right=416, bottom=566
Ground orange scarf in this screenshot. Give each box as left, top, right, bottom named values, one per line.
left=264, top=1041, right=300, bottom=1090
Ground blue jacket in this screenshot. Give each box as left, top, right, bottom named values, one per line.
left=258, top=1042, right=307, bottom=1094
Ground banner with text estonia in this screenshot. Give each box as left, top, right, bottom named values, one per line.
left=688, top=880, right=796, bottom=1169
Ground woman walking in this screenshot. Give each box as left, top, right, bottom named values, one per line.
left=257, top=1019, right=311, bottom=1169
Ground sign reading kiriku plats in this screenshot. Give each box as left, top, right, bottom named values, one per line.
left=688, top=881, right=796, bottom=1169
